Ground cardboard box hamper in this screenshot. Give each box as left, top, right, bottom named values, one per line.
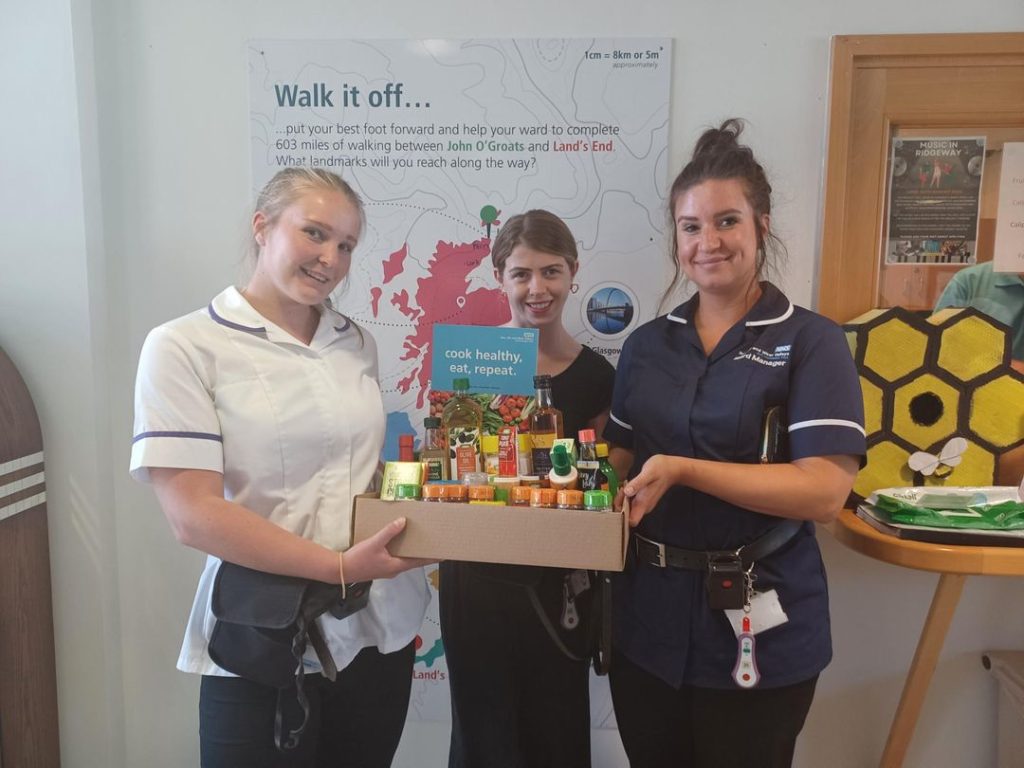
left=351, top=494, right=628, bottom=571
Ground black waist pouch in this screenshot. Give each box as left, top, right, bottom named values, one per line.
left=207, top=561, right=371, bottom=751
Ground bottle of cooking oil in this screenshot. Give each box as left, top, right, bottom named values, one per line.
left=528, top=374, right=563, bottom=483
left=442, top=377, right=483, bottom=481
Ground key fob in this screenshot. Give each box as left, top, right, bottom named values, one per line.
left=706, top=557, right=745, bottom=611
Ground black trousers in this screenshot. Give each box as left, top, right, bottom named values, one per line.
left=609, top=650, right=817, bottom=768
left=439, top=561, right=592, bottom=768
left=199, top=642, right=414, bottom=768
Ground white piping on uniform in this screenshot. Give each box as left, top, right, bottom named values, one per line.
left=747, top=301, right=794, bottom=326
left=789, top=418, right=866, bottom=436
left=609, top=412, right=633, bottom=430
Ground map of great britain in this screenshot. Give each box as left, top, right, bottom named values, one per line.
left=374, top=238, right=510, bottom=410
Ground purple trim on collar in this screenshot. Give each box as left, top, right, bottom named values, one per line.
left=208, top=304, right=265, bottom=334
left=132, top=430, right=223, bottom=444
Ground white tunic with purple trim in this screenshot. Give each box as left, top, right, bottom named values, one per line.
left=130, top=286, right=429, bottom=676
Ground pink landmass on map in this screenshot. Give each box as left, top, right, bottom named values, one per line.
left=397, top=238, right=510, bottom=407
left=391, top=289, right=421, bottom=321
left=382, top=244, right=408, bottom=285
left=370, top=287, right=382, bottom=316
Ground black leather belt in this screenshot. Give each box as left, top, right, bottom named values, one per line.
left=633, top=519, right=803, bottom=571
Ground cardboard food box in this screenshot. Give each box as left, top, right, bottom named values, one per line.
left=351, top=494, right=629, bottom=571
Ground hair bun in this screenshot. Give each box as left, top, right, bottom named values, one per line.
left=691, top=118, right=746, bottom=160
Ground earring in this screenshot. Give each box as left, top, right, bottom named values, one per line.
left=571, top=283, right=580, bottom=294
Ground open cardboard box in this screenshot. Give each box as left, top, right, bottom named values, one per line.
left=351, top=493, right=629, bottom=571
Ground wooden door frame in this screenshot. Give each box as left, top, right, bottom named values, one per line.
left=817, top=32, right=1024, bottom=323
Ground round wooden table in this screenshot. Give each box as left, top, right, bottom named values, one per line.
left=828, top=509, right=1024, bottom=768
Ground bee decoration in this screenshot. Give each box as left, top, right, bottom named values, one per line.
left=907, top=437, right=968, bottom=480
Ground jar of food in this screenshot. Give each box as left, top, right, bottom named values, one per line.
left=444, top=484, right=469, bottom=504
left=509, top=485, right=533, bottom=507
left=529, top=488, right=558, bottom=508
left=467, top=484, right=495, bottom=502
left=556, top=489, right=585, bottom=510
left=492, top=476, right=518, bottom=504
left=583, top=490, right=613, bottom=512
left=395, top=483, right=422, bottom=501
left=421, top=483, right=446, bottom=502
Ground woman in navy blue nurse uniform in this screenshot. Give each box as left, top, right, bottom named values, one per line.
left=603, top=120, right=866, bottom=768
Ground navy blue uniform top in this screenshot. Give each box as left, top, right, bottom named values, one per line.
left=603, top=282, right=866, bottom=689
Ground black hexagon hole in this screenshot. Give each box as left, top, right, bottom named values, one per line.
left=909, top=392, right=944, bottom=426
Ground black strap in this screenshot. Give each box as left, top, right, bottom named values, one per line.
left=525, top=585, right=586, bottom=663
left=274, top=616, right=338, bottom=752
left=592, top=571, right=612, bottom=676
left=307, top=622, right=337, bottom=682
left=526, top=574, right=613, bottom=674
left=634, top=519, right=803, bottom=571
left=274, top=625, right=311, bottom=751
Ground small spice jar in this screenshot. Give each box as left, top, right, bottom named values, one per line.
left=556, top=489, right=585, bottom=510
left=467, top=484, right=495, bottom=502
left=509, top=486, right=533, bottom=507
left=395, top=483, right=422, bottom=501
left=529, top=488, right=558, bottom=508
left=421, top=483, right=446, bottom=502
left=518, top=474, right=542, bottom=488
left=444, top=484, right=469, bottom=503
left=492, top=476, right=518, bottom=504
left=583, top=490, right=613, bottom=513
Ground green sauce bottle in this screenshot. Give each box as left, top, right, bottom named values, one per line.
left=596, top=442, right=618, bottom=497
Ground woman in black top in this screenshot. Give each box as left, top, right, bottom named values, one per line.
left=439, top=210, right=615, bottom=768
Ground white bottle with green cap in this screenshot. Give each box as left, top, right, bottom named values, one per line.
left=548, top=442, right=579, bottom=491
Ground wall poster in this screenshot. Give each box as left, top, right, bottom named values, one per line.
left=884, top=136, right=986, bottom=265
left=249, top=37, right=671, bottom=725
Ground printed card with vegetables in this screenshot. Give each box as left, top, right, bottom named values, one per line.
left=429, top=324, right=539, bottom=435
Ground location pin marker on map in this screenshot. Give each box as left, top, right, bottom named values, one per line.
left=456, top=296, right=467, bottom=310
left=480, top=205, right=501, bottom=239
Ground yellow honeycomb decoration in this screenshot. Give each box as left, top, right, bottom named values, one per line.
left=844, top=305, right=1024, bottom=502
left=970, top=377, right=1024, bottom=448
left=934, top=309, right=1008, bottom=383
left=862, top=316, right=929, bottom=381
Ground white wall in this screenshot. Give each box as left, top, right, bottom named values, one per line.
left=2, top=1, right=1022, bottom=766
left=0, top=0, right=123, bottom=765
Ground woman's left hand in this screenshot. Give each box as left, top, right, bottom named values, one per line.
left=621, top=454, right=684, bottom=527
